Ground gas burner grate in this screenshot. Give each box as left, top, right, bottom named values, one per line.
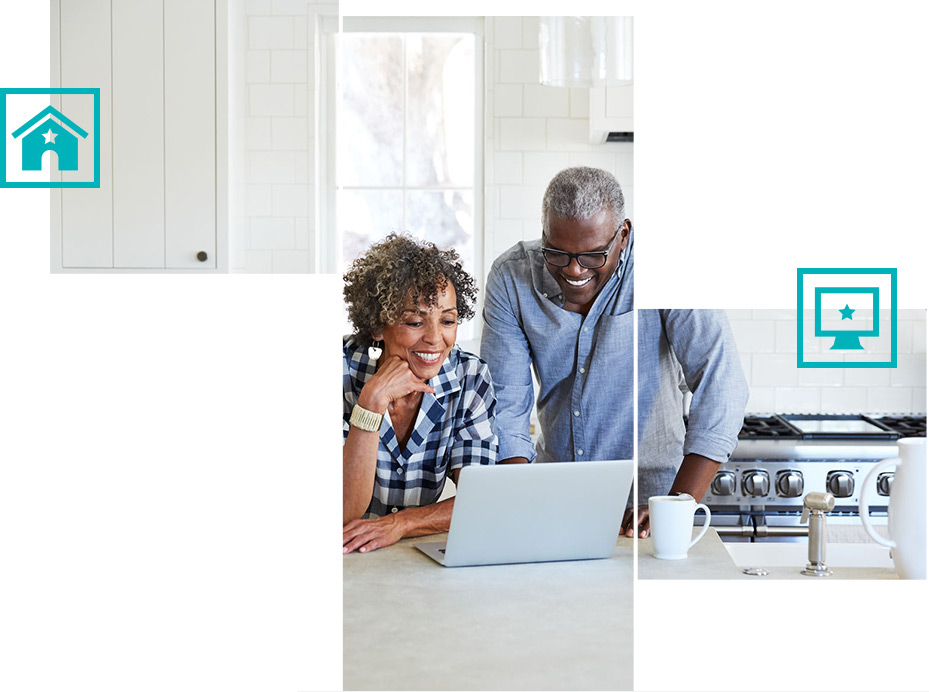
left=872, top=415, right=926, bottom=438
left=739, top=415, right=801, bottom=439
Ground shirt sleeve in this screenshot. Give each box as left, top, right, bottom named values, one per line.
left=662, top=309, right=749, bottom=462
left=342, top=348, right=353, bottom=443
left=447, top=359, right=498, bottom=472
left=479, top=258, right=537, bottom=462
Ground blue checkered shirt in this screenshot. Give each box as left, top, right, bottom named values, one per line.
left=343, top=336, right=498, bottom=519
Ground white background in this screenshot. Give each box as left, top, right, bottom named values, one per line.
left=3, top=1, right=928, bottom=692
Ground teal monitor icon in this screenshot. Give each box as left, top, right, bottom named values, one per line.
left=814, top=287, right=879, bottom=350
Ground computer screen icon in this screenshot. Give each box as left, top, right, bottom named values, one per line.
left=814, top=286, right=879, bottom=350
left=797, top=267, right=897, bottom=368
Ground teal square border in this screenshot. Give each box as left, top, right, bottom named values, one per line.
left=0, top=88, right=100, bottom=188
left=797, top=268, right=897, bottom=368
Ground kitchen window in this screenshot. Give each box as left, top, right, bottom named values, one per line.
left=335, top=17, right=484, bottom=342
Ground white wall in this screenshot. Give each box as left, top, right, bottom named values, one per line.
left=727, top=309, right=927, bottom=414
left=482, top=16, right=634, bottom=277
left=230, top=0, right=334, bottom=273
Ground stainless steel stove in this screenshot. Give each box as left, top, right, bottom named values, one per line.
left=698, top=414, right=926, bottom=541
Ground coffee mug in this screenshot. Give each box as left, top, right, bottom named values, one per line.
left=648, top=494, right=712, bottom=560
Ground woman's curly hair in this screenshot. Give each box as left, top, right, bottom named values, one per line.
left=343, top=233, right=478, bottom=342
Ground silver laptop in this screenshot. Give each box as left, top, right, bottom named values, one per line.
left=415, top=460, right=633, bottom=567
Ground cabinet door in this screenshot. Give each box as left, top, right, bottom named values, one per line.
left=56, top=0, right=218, bottom=271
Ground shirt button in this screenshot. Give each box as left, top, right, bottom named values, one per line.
left=573, top=410, right=580, bottom=417
left=584, top=327, right=589, bottom=333
left=542, top=292, right=548, bottom=298
left=577, top=449, right=584, bottom=456
left=397, top=467, right=403, bottom=474
left=390, top=507, right=399, bottom=513
left=579, top=367, right=586, bottom=374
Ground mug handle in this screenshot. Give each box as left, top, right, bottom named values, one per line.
left=689, top=503, right=712, bottom=549
left=859, top=457, right=899, bottom=549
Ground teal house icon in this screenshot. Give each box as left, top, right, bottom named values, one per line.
left=11, top=105, right=88, bottom=171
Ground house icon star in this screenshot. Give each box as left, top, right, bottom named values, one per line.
left=11, top=105, right=88, bottom=171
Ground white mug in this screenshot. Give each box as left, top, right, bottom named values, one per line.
left=649, top=494, right=712, bottom=560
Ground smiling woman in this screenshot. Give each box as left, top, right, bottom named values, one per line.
left=341, top=234, right=498, bottom=553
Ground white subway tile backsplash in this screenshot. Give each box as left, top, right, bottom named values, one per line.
left=546, top=118, right=591, bottom=150
left=752, top=354, right=799, bottom=387
left=294, top=13, right=307, bottom=50
left=295, top=217, right=309, bottom=250
left=753, top=309, right=795, bottom=321
left=494, top=85, right=523, bottom=117
left=245, top=50, right=270, bottom=83
left=493, top=17, right=523, bottom=49
left=570, top=88, right=589, bottom=118
left=797, top=366, right=844, bottom=387
left=568, top=151, right=618, bottom=173
left=891, top=353, right=927, bottom=388
left=490, top=220, right=523, bottom=258
left=272, top=250, right=310, bottom=273
left=271, top=50, right=307, bottom=83
left=775, top=387, right=821, bottom=414
left=249, top=84, right=294, bottom=116
left=245, top=117, right=271, bottom=150
left=493, top=152, right=523, bottom=184
left=867, top=387, right=914, bottom=414
left=499, top=118, right=547, bottom=151
left=843, top=360, right=891, bottom=388
left=523, top=84, right=570, bottom=118
left=521, top=152, right=572, bottom=185
left=726, top=310, right=753, bottom=320
left=250, top=217, right=294, bottom=250
left=614, top=147, right=634, bottom=187
left=499, top=50, right=539, bottom=83
left=244, top=250, right=274, bottom=273
left=730, top=319, right=776, bottom=353
left=272, top=0, right=308, bottom=15
left=499, top=185, right=542, bottom=220
left=294, top=85, right=307, bottom=116
left=245, top=0, right=270, bottom=14
left=522, top=17, right=539, bottom=49
left=248, top=151, right=295, bottom=183
left=913, top=389, right=927, bottom=413
left=294, top=151, right=308, bottom=184
left=271, top=117, right=307, bottom=150
left=915, top=320, right=927, bottom=354
left=745, top=386, right=775, bottom=414
left=271, top=184, right=308, bottom=217
left=249, top=17, right=294, bottom=50
left=821, top=387, right=868, bottom=413
left=245, top=184, right=272, bottom=216
left=774, top=320, right=798, bottom=353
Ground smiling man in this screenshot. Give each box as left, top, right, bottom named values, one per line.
left=480, top=167, right=748, bottom=538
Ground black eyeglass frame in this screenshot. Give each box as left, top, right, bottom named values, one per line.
left=539, top=228, right=622, bottom=269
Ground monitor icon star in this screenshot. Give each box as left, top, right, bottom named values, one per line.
left=839, top=304, right=855, bottom=320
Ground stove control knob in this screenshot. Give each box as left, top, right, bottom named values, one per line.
left=876, top=472, right=894, bottom=497
left=775, top=470, right=804, bottom=498
left=742, top=470, right=770, bottom=497
left=711, top=471, right=736, bottom=496
left=826, top=471, right=855, bottom=498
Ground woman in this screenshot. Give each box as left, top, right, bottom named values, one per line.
left=342, top=233, right=497, bottom=553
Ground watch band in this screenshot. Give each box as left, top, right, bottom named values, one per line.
left=350, top=404, right=383, bottom=432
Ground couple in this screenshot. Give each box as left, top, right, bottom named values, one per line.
left=343, top=167, right=748, bottom=554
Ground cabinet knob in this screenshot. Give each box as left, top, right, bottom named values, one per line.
left=196, top=251, right=208, bottom=262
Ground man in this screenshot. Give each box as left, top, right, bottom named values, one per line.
left=480, top=166, right=748, bottom=537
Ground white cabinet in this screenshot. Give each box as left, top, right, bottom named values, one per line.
left=589, top=84, right=634, bottom=145
left=51, top=0, right=227, bottom=272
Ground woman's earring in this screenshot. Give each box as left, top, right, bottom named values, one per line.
left=368, top=340, right=383, bottom=361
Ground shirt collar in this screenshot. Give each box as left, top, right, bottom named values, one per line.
left=346, top=336, right=461, bottom=399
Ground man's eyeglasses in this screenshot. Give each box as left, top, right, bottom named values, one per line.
left=540, top=229, right=621, bottom=269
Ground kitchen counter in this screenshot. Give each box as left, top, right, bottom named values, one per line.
left=344, top=533, right=634, bottom=691
left=638, top=528, right=898, bottom=580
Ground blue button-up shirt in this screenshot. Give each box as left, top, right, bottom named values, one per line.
left=481, top=236, right=634, bottom=463
left=637, top=309, right=749, bottom=502
left=480, top=236, right=748, bottom=503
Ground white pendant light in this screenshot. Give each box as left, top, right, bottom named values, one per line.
left=539, top=16, right=633, bottom=88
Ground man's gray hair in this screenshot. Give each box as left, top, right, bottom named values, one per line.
left=542, top=167, right=625, bottom=229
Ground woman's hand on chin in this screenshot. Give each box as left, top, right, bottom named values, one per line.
left=357, top=355, right=435, bottom=412
left=342, top=514, right=406, bottom=554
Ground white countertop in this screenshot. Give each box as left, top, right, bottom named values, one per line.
left=344, top=533, right=634, bottom=691
left=638, top=528, right=898, bottom=580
